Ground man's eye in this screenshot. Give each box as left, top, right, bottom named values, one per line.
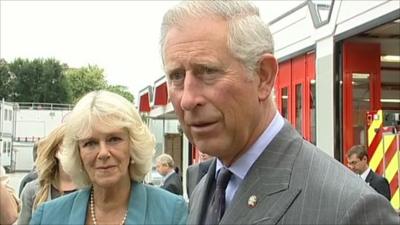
left=203, top=67, right=218, bottom=74
left=195, top=66, right=221, bottom=81
left=168, top=70, right=185, bottom=82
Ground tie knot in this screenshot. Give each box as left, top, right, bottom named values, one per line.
left=216, top=167, right=232, bottom=190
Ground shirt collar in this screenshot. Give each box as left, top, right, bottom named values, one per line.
left=360, top=167, right=371, bottom=181
left=216, top=111, right=284, bottom=179
left=162, top=170, right=175, bottom=182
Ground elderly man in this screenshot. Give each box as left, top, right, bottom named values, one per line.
left=347, top=145, right=391, bottom=200
left=160, top=1, right=398, bottom=224
left=156, top=153, right=183, bottom=195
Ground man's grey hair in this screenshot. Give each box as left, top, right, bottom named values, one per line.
left=156, top=153, right=175, bottom=168
left=160, top=0, right=274, bottom=73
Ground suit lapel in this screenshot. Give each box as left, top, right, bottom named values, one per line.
left=68, top=188, right=90, bottom=225
left=199, top=160, right=211, bottom=180
left=221, top=122, right=303, bottom=225
left=188, top=159, right=217, bottom=225
left=365, top=170, right=374, bottom=183
left=192, top=164, right=201, bottom=184
left=127, top=182, right=146, bottom=225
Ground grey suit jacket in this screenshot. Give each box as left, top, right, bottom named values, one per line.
left=365, top=169, right=391, bottom=200
left=186, top=159, right=213, bottom=198
left=188, top=122, right=399, bottom=225
left=162, top=172, right=183, bottom=195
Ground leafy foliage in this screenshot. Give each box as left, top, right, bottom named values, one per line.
left=0, top=59, right=16, bottom=101
left=8, top=58, right=71, bottom=103
left=64, top=65, right=107, bottom=103
left=0, top=58, right=135, bottom=104
left=106, top=84, right=134, bottom=103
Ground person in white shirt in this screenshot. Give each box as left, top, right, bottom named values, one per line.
left=156, top=154, right=182, bottom=195
left=347, top=145, right=391, bottom=200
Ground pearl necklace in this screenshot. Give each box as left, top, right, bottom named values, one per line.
left=90, top=189, right=128, bottom=225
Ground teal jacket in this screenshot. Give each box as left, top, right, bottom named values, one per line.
left=29, top=182, right=188, bottom=225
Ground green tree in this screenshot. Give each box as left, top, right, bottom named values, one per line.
left=8, top=58, right=71, bottom=103
left=65, top=65, right=107, bottom=103
left=106, top=84, right=134, bottom=103
left=0, top=59, right=16, bottom=101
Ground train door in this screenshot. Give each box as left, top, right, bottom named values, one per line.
left=276, top=61, right=292, bottom=123
left=276, top=52, right=316, bottom=143
left=291, top=56, right=306, bottom=135
left=342, top=42, right=381, bottom=161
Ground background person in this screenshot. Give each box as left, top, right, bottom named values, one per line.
left=18, top=124, right=77, bottom=225
left=160, top=1, right=398, bottom=224
left=347, top=145, right=391, bottom=200
left=29, top=90, right=187, bottom=225
left=156, top=153, right=183, bottom=195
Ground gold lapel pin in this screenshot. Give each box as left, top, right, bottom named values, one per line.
left=248, top=195, right=257, bottom=208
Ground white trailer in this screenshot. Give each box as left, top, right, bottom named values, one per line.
left=0, top=99, right=15, bottom=171
left=12, top=103, right=72, bottom=171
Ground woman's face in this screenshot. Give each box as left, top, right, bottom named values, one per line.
left=78, top=124, right=131, bottom=188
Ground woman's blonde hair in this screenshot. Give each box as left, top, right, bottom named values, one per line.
left=33, top=124, right=66, bottom=209
left=61, top=90, right=155, bottom=188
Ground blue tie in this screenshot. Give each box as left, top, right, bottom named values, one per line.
left=204, top=167, right=232, bottom=225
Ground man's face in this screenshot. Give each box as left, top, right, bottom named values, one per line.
left=164, top=17, right=268, bottom=165
left=347, top=154, right=368, bottom=174
left=156, top=162, right=168, bottom=176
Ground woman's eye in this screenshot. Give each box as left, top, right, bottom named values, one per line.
left=108, top=136, right=122, bottom=144
left=83, top=140, right=96, bottom=148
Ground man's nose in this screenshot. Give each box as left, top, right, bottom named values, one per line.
left=180, top=73, right=205, bottom=111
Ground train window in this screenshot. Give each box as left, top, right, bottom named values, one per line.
left=381, top=67, right=400, bottom=110
left=295, top=84, right=303, bottom=134
left=310, top=80, right=316, bottom=144
left=4, top=109, right=7, bottom=120
left=2, top=142, right=6, bottom=153
left=281, top=87, right=289, bottom=119
left=352, top=73, right=370, bottom=145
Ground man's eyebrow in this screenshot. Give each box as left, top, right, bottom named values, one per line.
left=165, top=64, right=182, bottom=73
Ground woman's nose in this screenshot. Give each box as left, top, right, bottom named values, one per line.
left=97, top=142, right=111, bottom=160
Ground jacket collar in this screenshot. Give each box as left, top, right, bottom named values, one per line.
left=190, top=121, right=303, bottom=225
left=68, top=182, right=147, bottom=225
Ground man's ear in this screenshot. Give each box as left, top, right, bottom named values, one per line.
left=257, top=53, right=278, bottom=101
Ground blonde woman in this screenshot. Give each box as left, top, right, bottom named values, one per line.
left=18, top=124, right=77, bottom=225
left=29, top=90, right=187, bottom=225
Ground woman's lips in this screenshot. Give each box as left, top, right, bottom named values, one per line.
left=96, top=165, right=116, bottom=171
